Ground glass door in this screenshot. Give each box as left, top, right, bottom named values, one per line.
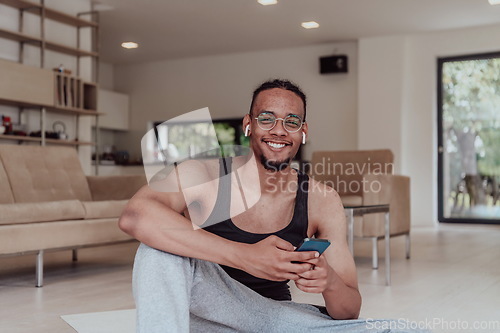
left=438, top=53, right=500, bottom=223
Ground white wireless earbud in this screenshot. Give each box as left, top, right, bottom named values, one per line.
left=245, top=125, right=250, bottom=137
left=302, top=132, right=306, bottom=144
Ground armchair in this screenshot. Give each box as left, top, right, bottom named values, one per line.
left=309, top=149, right=411, bottom=269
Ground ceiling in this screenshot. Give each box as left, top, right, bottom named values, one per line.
left=95, top=0, right=500, bottom=65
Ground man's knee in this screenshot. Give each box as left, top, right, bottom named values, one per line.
left=135, top=243, right=186, bottom=263
left=133, top=243, right=194, bottom=281
left=133, top=244, right=193, bottom=332
left=132, top=244, right=197, bottom=300
left=134, top=243, right=190, bottom=266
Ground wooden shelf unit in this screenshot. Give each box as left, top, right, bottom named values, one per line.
left=0, top=95, right=103, bottom=116
left=0, top=28, right=98, bottom=58
left=46, top=105, right=103, bottom=116
left=0, top=134, right=94, bottom=146
left=0, top=0, right=100, bottom=165
left=46, top=40, right=99, bottom=58
left=0, top=134, right=42, bottom=143
left=0, top=0, right=41, bottom=10
left=0, top=28, right=41, bottom=44
left=0, top=96, right=48, bottom=110
left=0, top=0, right=97, bottom=27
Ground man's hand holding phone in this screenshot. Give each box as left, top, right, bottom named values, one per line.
left=293, top=238, right=334, bottom=294
left=236, top=236, right=324, bottom=282
left=294, top=238, right=331, bottom=257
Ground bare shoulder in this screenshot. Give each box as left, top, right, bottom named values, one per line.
left=136, top=158, right=220, bottom=209
left=177, top=158, right=219, bottom=182
left=148, top=159, right=218, bottom=189
left=308, top=177, right=343, bottom=209
left=307, top=177, right=345, bottom=232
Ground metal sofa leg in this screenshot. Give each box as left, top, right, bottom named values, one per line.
left=372, top=237, right=378, bottom=269
left=405, top=233, right=411, bottom=259
left=36, top=250, right=44, bottom=287
left=72, top=249, right=78, bottom=262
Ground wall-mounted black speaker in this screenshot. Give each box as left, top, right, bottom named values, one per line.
left=319, top=55, right=348, bottom=74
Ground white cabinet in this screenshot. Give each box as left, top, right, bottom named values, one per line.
left=97, top=89, right=129, bottom=131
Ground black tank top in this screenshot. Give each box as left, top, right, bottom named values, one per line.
left=202, top=158, right=309, bottom=301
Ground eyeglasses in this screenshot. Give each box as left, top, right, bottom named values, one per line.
left=254, top=112, right=304, bottom=133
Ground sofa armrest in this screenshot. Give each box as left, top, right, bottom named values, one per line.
left=361, top=174, right=411, bottom=236
left=86, top=175, right=147, bottom=201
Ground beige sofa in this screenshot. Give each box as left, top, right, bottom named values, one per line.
left=310, top=149, right=411, bottom=268
left=0, top=145, right=146, bottom=287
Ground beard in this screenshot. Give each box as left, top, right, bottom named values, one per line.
left=260, top=155, right=291, bottom=172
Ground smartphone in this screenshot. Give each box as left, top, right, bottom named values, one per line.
left=295, top=238, right=331, bottom=255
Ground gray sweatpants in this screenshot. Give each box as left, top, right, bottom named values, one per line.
left=132, top=243, right=427, bottom=332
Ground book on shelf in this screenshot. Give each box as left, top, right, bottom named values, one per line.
left=55, top=75, right=62, bottom=106
left=63, top=76, right=68, bottom=106
left=67, top=77, right=73, bottom=107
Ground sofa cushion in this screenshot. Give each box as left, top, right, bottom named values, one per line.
left=87, top=175, right=146, bottom=201
left=0, top=145, right=92, bottom=203
left=0, top=218, right=134, bottom=255
left=82, top=200, right=128, bottom=219
left=0, top=200, right=85, bottom=225
left=0, top=160, right=14, bottom=204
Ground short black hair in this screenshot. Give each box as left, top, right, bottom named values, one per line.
left=249, top=79, right=307, bottom=122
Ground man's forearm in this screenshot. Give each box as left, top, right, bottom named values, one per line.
left=119, top=203, right=244, bottom=269
left=322, top=272, right=362, bottom=319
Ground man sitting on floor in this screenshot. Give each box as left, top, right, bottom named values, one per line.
left=119, top=79, right=421, bottom=332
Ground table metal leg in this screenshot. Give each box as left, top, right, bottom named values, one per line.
left=384, top=212, right=391, bottom=286
left=36, top=250, right=44, bottom=287
left=346, top=209, right=354, bottom=254
left=405, top=233, right=411, bottom=259
left=372, top=237, right=378, bottom=269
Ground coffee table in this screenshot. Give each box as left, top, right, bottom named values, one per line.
left=344, top=204, right=391, bottom=285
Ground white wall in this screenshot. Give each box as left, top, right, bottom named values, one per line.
left=358, top=36, right=407, bottom=173
left=94, top=61, right=117, bottom=155
left=99, top=62, right=115, bottom=90
left=358, top=24, right=500, bottom=227
left=114, top=42, right=358, bottom=161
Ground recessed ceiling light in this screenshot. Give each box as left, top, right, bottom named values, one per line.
left=121, top=42, right=139, bottom=49
left=301, top=21, right=319, bottom=29
left=258, top=0, right=278, bottom=5
left=488, top=0, right=500, bottom=4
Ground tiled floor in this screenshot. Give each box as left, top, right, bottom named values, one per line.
left=1, top=223, right=499, bottom=332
